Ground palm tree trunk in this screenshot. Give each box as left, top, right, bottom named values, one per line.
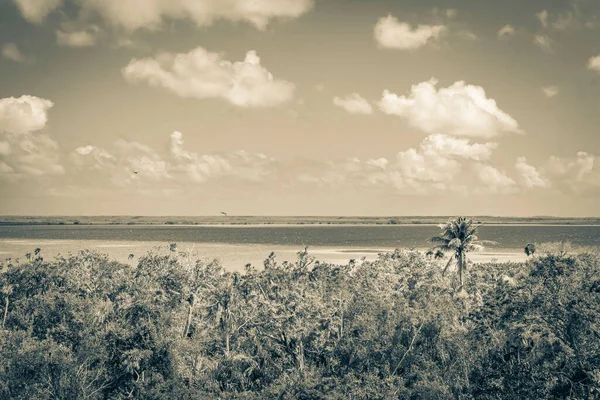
left=458, top=252, right=464, bottom=288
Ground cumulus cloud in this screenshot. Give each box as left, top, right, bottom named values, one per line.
left=366, top=158, right=388, bottom=169
left=474, top=164, right=516, bottom=194
left=534, top=6, right=596, bottom=32
left=445, top=9, right=458, bottom=19
left=15, top=0, right=313, bottom=30
left=60, top=131, right=600, bottom=199
left=72, top=145, right=115, bottom=170
left=333, top=93, right=373, bottom=115
left=169, top=131, right=233, bottom=183
left=73, top=131, right=278, bottom=187
left=515, top=157, right=550, bottom=188
left=545, top=152, right=594, bottom=181
left=378, top=79, right=521, bottom=138
left=418, top=134, right=496, bottom=161
left=122, top=47, right=295, bottom=108
left=533, top=34, right=553, bottom=52
left=2, top=43, right=27, bottom=63
left=497, top=24, right=515, bottom=39
left=12, top=0, right=63, bottom=23
left=0, top=134, right=64, bottom=178
left=542, top=152, right=598, bottom=195
left=169, top=131, right=276, bottom=183
left=0, top=94, right=63, bottom=179
left=588, top=55, right=600, bottom=72
left=56, top=27, right=99, bottom=47
left=395, top=135, right=493, bottom=184
left=0, top=95, right=54, bottom=135
left=297, top=134, right=507, bottom=195
left=374, top=15, right=446, bottom=50
left=542, top=86, right=559, bottom=98
left=536, top=10, right=549, bottom=28
left=286, top=134, right=502, bottom=194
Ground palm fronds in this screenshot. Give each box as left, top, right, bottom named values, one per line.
left=428, top=216, right=487, bottom=287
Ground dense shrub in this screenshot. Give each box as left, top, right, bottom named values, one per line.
left=0, top=248, right=599, bottom=398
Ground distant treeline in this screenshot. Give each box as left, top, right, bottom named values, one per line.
left=1, top=247, right=599, bottom=399
left=1, top=215, right=600, bottom=226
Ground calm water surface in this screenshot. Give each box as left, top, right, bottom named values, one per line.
left=0, top=225, right=598, bottom=270
left=0, top=224, right=599, bottom=248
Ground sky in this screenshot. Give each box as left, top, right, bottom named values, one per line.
left=0, top=0, right=599, bottom=216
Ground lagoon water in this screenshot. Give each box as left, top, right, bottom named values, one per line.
left=1, top=224, right=599, bottom=270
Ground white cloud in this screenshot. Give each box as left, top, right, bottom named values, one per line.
left=534, top=6, right=594, bottom=32
left=0, top=95, right=61, bottom=179
left=73, top=145, right=115, bottom=170
left=545, top=152, right=594, bottom=181
left=12, top=0, right=63, bottom=23
left=497, top=24, right=515, bottom=39
left=533, top=34, right=553, bottom=52
left=333, top=93, right=373, bottom=115
left=378, top=79, right=522, bottom=138
left=168, top=131, right=276, bottom=183
left=537, top=8, right=576, bottom=31
left=542, top=152, right=598, bottom=195
left=2, top=43, right=27, bottom=63
left=552, top=12, right=576, bottom=31
left=374, top=15, right=446, bottom=50
left=56, top=28, right=98, bottom=47
left=78, top=0, right=313, bottom=31
left=395, top=134, right=494, bottom=184
left=366, top=158, right=388, bottom=169
left=474, top=164, right=516, bottom=193
left=307, top=134, right=503, bottom=195
left=418, top=134, right=497, bottom=161
left=515, top=157, right=550, bottom=188
left=75, top=145, right=95, bottom=156
left=73, top=131, right=278, bottom=186
left=446, top=9, right=458, bottom=19
left=313, top=134, right=497, bottom=195
left=122, top=47, right=295, bottom=108
left=458, top=31, right=479, bottom=41
left=16, top=135, right=64, bottom=176
left=169, top=131, right=232, bottom=183
left=0, top=95, right=54, bottom=135
left=58, top=132, right=600, bottom=198
left=0, top=133, right=64, bottom=178
left=588, top=55, right=600, bottom=73
left=542, top=86, right=559, bottom=98
left=536, top=10, right=549, bottom=28
left=13, top=0, right=312, bottom=29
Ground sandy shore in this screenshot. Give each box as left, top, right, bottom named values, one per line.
left=0, top=239, right=527, bottom=271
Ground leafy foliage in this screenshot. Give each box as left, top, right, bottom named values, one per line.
left=430, top=216, right=488, bottom=287
left=1, top=247, right=599, bottom=398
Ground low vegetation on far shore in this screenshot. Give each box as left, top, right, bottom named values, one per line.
left=1, top=215, right=600, bottom=226
left=1, top=241, right=599, bottom=399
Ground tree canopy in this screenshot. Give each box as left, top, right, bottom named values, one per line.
left=1, top=246, right=599, bottom=399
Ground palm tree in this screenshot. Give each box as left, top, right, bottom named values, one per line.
left=430, top=216, right=486, bottom=288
